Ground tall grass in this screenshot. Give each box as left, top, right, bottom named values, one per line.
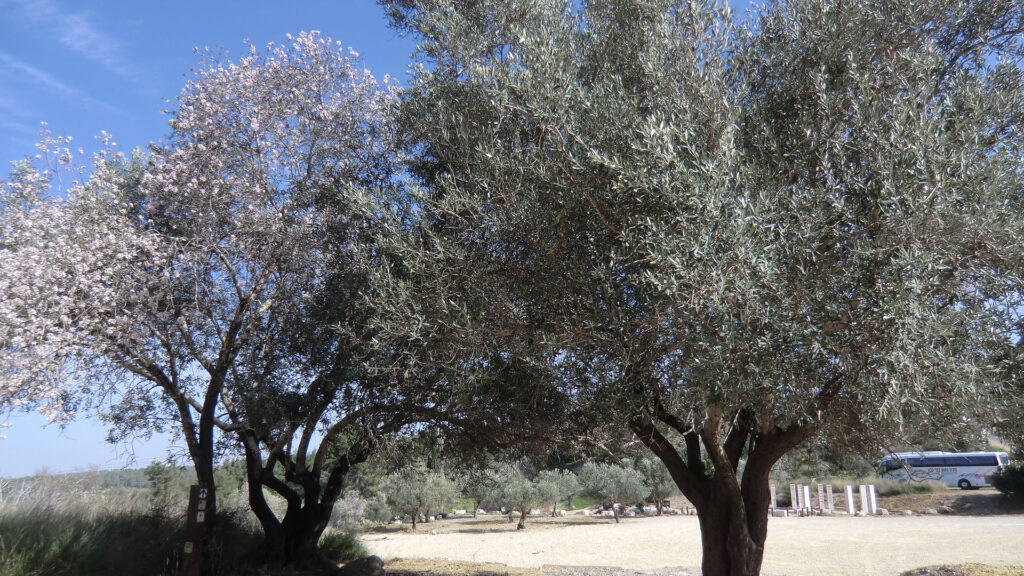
left=0, top=471, right=376, bottom=575
left=0, top=495, right=264, bottom=575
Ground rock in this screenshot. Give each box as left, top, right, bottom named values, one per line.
left=530, top=509, right=541, bottom=516
left=937, top=505, right=954, bottom=515
left=477, top=509, right=486, bottom=515
left=427, top=516, right=435, bottom=522
left=430, top=530, right=438, bottom=535
left=557, top=510, right=567, bottom=517
left=454, top=509, right=467, bottom=516
left=392, top=519, right=402, bottom=525
left=625, top=510, right=636, bottom=518
left=923, top=508, right=939, bottom=515
left=902, top=510, right=914, bottom=516
left=771, top=509, right=788, bottom=517
left=582, top=510, right=591, bottom=516
left=338, top=555, right=385, bottom=576
left=876, top=508, right=889, bottom=516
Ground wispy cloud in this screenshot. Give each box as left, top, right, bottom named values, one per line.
left=0, top=89, right=39, bottom=138
left=4, top=0, right=130, bottom=76
left=0, top=51, right=77, bottom=96
left=0, top=51, right=125, bottom=116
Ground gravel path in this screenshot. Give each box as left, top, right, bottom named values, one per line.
left=364, top=514, right=1024, bottom=576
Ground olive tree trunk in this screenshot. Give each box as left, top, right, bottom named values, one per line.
left=631, top=410, right=812, bottom=576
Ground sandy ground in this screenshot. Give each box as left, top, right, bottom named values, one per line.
left=363, top=514, right=1024, bottom=576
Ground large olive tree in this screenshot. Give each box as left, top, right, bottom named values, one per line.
left=382, top=0, right=1024, bottom=574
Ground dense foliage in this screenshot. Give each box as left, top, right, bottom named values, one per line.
left=382, top=0, right=1024, bottom=573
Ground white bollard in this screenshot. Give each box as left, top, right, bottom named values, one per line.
left=770, top=484, right=777, bottom=512
left=790, top=484, right=798, bottom=511
left=802, top=485, right=812, bottom=512
left=859, top=485, right=869, bottom=515
left=826, top=484, right=835, bottom=513
left=866, top=484, right=878, bottom=515
left=817, top=484, right=825, bottom=512
left=844, top=485, right=856, bottom=515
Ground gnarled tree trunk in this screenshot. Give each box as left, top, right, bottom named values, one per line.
left=631, top=407, right=813, bottom=576
left=240, top=429, right=368, bottom=571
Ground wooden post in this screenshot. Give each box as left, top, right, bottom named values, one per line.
left=180, top=485, right=209, bottom=576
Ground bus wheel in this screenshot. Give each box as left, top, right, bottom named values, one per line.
left=957, top=479, right=972, bottom=490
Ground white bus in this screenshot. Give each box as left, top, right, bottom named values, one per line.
left=879, top=451, right=1010, bottom=490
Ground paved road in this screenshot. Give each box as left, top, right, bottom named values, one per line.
left=363, top=514, right=1024, bottom=576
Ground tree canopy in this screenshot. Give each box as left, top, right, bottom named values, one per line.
left=383, top=0, right=1024, bottom=573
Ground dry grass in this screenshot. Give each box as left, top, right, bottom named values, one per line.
left=385, top=558, right=549, bottom=576
left=900, top=564, right=1024, bottom=576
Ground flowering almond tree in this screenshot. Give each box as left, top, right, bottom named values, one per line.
left=1, top=32, right=399, bottom=570
left=1, top=134, right=167, bottom=428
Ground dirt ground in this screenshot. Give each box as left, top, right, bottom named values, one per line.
left=364, top=493, right=1024, bottom=576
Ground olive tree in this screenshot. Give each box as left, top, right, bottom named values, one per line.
left=383, top=0, right=1024, bottom=574
left=458, top=463, right=504, bottom=517
left=635, top=458, right=675, bottom=515
left=536, top=468, right=579, bottom=515
left=578, top=463, right=646, bottom=523
left=383, top=468, right=456, bottom=529
left=493, top=467, right=544, bottom=529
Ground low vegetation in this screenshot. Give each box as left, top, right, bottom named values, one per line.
left=0, top=502, right=264, bottom=576
left=901, top=565, right=1024, bottom=576
left=991, top=465, right=1024, bottom=500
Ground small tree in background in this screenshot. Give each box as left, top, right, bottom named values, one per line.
left=383, top=469, right=456, bottom=529
left=143, top=462, right=181, bottom=518
left=635, top=458, right=676, bottom=515
left=495, top=471, right=542, bottom=530
left=578, top=463, right=646, bottom=523
left=458, top=464, right=504, bottom=518
left=534, top=471, right=562, bottom=517
left=536, top=469, right=580, bottom=515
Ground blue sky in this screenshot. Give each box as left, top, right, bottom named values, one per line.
left=1, top=0, right=758, bottom=478
left=0, top=0, right=417, bottom=167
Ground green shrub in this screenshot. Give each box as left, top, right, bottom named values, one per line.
left=362, top=495, right=393, bottom=525
left=318, top=531, right=366, bottom=564
left=992, top=465, right=1024, bottom=498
